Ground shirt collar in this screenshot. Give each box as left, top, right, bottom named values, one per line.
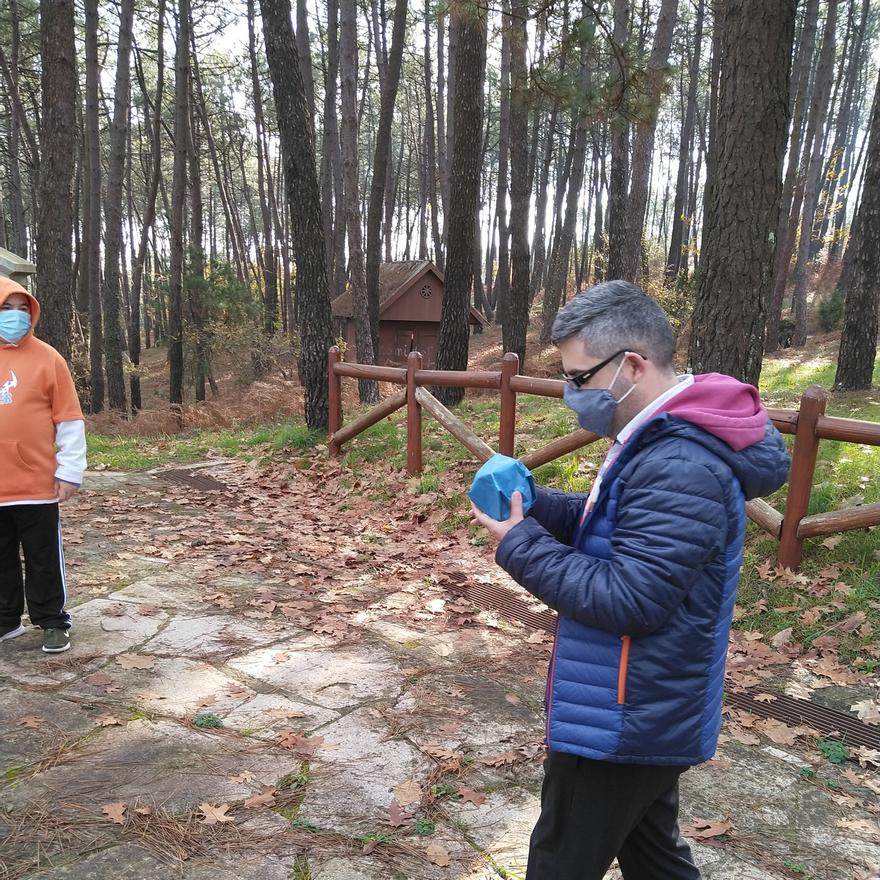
left=615, top=374, right=695, bottom=445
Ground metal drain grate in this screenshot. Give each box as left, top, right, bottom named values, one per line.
left=726, top=690, right=880, bottom=751
left=156, top=468, right=228, bottom=492
left=442, top=570, right=880, bottom=751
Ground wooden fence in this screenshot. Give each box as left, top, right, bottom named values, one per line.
left=327, top=346, right=880, bottom=571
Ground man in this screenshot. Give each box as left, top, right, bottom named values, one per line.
left=471, top=281, right=790, bottom=879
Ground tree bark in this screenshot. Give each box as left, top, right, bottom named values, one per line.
left=790, top=0, right=839, bottom=347
left=619, top=0, right=677, bottom=282
left=834, top=70, right=880, bottom=390
left=504, top=0, right=531, bottom=366
left=102, top=0, right=135, bottom=412
left=84, top=0, right=104, bottom=412
left=340, top=0, right=378, bottom=403
left=765, top=0, right=820, bottom=351
left=493, top=0, right=512, bottom=328
left=129, top=0, right=167, bottom=413
left=665, top=0, right=703, bottom=280
left=260, top=0, right=333, bottom=429
left=605, top=0, right=631, bottom=281
left=688, top=0, right=796, bottom=384
left=366, top=0, right=408, bottom=356
left=435, top=0, right=487, bottom=407
left=35, top=0, right=76, bottom=361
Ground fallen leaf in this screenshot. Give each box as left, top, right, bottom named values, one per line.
left=504, top=692, right=521, bottom=705
left=386, top=799, right=411, bottom=828
left=425, top=843, right=451, bottom=867
left=244, top=785, right=278, bottom=809
left=198, top=802, right=235, bottom=825
left=85, top=672, right=114, bottom=687
left=835, top=818, right=880, bottom=837
left=116, top=653, right=155, bottom=670
left=850, top=699, right=880, bottom=726
left=229, top=771, right=256, bottom=784
left=102, top=802, right=127, bottom=825
left=432, top=642, right=454, bottom=657
left=756, top=718, right=798, bottom=746
left=16, top=716, right=44, bottom=729
left=770, top=627, right=793, bottom=648
left=854, top=747, right=880, bottom=768
left=458, top=787, right=487, bottom=806
left=393, top=778, right=422, bottom=806
left=137, top=603, right=162, bottom=616
left=95, top=714, right=122, bottom=727
left=133, top=805, right=152, bottom=816
left=681, top=819, right=732, bottom=840
left=265, top=708, right=306, bottom=720
left=821, top=535, right=844, bottom=550
left=753, top=693, right=777, bottom=703
left=275, top=729, right=325, bottom=754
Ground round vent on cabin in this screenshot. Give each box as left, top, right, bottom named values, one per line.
left=420, top=283, right=432, bottom=299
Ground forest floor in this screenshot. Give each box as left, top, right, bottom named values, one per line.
left=1, top=454, right=879, bottom=880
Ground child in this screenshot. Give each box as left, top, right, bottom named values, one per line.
left=0, top=277, right=86, bottom=653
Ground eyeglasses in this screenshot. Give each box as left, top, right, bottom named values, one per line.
left=562, top=349, right=631, bottom=389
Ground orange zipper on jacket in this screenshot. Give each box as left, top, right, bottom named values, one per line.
left=617, top=635, right=631, bottom=704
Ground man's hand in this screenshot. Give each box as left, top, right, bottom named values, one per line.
left=470, top=490, right=525, bottom=543
left=55, top=480, right=79, bottom=502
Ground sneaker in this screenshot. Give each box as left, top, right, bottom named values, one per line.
left=0, top=623, right=26, bottom=642
left=42, top=628, right=70, bottom=653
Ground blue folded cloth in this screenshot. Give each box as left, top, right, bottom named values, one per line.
left=468, top=454, right=536, bottom=521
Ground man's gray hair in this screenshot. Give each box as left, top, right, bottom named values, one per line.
left=551, top=280, right=675, bottom=368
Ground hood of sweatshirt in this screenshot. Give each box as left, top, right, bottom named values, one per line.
left=637, top=373, right=790, bottom=500
left=0, top=276, right=40, bottom=344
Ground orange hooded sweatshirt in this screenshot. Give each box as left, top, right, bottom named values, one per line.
left=0, top=277, right=85, bottom=503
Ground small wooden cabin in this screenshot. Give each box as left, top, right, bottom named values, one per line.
left=331, top=260, right=486, bottom=368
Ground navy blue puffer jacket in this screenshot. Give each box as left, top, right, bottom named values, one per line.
left=496, top=375, right=790, bottom=766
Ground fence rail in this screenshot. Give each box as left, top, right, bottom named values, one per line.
left=327, top=347, right=880, bottom=571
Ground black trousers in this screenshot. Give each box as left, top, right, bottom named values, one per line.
left=527, top=751, right=702, bottom=880
left=0, top=503, right=70, bottom=630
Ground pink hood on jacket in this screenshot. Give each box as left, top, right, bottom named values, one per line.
left=654, top=373, right=769, bottom=451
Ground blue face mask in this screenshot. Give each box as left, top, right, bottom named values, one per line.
left=0, top=309, right=31, bottom=344
left=563, top=356, right=636, bottom=438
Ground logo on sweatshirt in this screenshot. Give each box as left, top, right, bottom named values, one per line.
left=0, top=370, right=16, bottom=405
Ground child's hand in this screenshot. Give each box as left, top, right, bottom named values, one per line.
left=55, top=480, right=78, bottom=502
left=470, top=491, right=525, bottom=543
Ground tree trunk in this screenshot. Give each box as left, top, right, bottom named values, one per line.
left=260, top=0, right=333, bottom=429
left=688, top=0, right=796, bottom=384
left=340, top=0, right=378, bottom=403
left=365, top=0, right=408, bottom=357
left=423, top=0, right=443, bottom=269
left=493, top=0, right=512, bottom=328
left=35, top=0, right=76, bottom=361
left=129, top=0, right=166, bottom=413
left=605, top=0, right=631, bottom=281
left=541, top=123, right=588, bottom=342
left=765, top=0, right=820, bottom=351
left=435, top=0, right=487, bottom=407
left=619, top=0, right=678, bottom=282
left=84, top=0, right=104, bottom=412
left=168, top=0, right=191, bottom=407
left=665, top=0, right=703, bottom=281
left=296, top=0, right=317, bottom=127
left=247, top=0, right=278, bottom=335
left=101, top=0, right=135, bottom=412
left=790, top=0, right=839, bottom=348
left=834, top=70, right=880, bottom=390
left=504, top=0, right=531, bottom=367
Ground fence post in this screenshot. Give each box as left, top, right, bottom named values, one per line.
left=406, top=350, right=423, bottom=475
left=328, top=346, right=342, bottom=457
left=499, top=352, right=519, bottom=457
left=778, top=385, right=827, bottom=570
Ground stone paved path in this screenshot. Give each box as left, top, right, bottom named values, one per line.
left=1, top=461, right=878, bottom=880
